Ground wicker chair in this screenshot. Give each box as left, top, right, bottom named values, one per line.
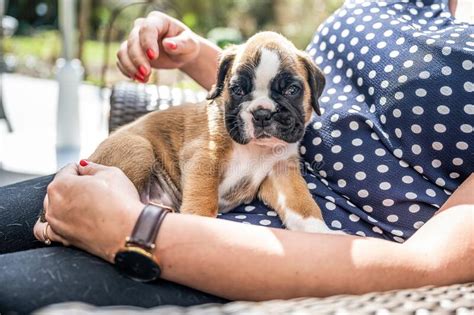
left=90, top=81, right=474, bottom=314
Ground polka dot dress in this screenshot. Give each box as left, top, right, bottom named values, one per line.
left=220, top=0, right=473, bottom=242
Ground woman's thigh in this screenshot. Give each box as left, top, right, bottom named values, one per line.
left=0, top=247, right=226, bottom=314
left=0, top=175, right=54, bottom=254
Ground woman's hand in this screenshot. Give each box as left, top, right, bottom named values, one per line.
left=117, top=11, right=200, bottom=82
left=33, top=161, right=144, bottom=263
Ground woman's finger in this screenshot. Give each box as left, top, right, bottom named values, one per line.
left=127, top=35, right=151, bottom=82
left=139, top=17, right=165, bottom=61
left=33, top=219, right=70, bottom=246
left=117, top=41, right=137, bottom=78
left=162, top=30, right=199, bottom=56
left=77, top=160, right=113, bottom=176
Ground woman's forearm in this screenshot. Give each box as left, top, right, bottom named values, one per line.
left=154, top=206, right=472, bottom=301
left=180, top=37, right=222, bottom=90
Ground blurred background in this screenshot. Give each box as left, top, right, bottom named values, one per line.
left=0, top=0, right=342, bottom=186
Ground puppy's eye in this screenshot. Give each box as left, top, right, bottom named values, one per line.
left=283, top=85, right=300, bottom=96
left=231, top=85, right=245, bottom=96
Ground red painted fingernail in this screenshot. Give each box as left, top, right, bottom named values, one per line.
left=146, top=48, right=156, bottom=60
left=134, top=73, right=145, bottom=81
left=167, top=41, right=177, bottom=50
left=79, top=159, right=88, bottom=167
left=138, top=65, right=148, bottom=76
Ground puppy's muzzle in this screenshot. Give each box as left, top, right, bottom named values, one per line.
left=252, top=108, right=273, bottom=127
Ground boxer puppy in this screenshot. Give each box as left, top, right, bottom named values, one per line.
left=88, top=31, right=337, bottom=233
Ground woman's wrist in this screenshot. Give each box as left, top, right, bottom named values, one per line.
left=179, top=36, right=222, bottom=90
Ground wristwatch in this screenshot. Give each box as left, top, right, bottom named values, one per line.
left=114, top=203, right=172, bottom=282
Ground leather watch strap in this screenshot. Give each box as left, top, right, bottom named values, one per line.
left=128, top=204, right=170, bottom=249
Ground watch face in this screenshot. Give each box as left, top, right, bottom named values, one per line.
left=114, top=250, right=161, bottom=282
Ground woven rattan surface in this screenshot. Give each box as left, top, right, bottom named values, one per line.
left=108, top=82, right=207, bottom=133
left=35, top=282, right=474, bottom=314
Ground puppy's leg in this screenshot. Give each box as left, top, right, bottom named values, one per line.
left=179, top=151, right=219, bottom=217
left=258, top=157, right=343, bottom=234
left=89, top=133, right=156, bottom=197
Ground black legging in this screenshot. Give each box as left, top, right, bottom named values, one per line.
left=0, top=176, right=226, bottom=315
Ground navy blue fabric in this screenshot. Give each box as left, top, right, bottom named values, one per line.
left=220, top=0, right=473, bottom=242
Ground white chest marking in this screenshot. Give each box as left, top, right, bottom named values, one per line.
left=218, top=143, right=298, bottom=212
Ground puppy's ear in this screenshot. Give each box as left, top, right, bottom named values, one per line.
left=298, top=52, right=325, bottom=116
left=207, top=46, right=238, bottom=100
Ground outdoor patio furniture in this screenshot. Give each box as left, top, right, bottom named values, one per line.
left=105, top=81, right=474, bottom=314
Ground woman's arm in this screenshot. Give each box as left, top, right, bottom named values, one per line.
left=35, top=163, right=473, bottom=300
left=154, top=174, right=474, bottom=300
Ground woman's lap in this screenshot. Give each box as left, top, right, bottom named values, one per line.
left=0, top=176, right=225, bottom=314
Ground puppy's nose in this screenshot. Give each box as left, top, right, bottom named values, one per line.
left=252, top=109, right=273, bottom=126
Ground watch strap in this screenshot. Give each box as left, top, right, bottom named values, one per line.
left=128, top=203, right=170, bottom=250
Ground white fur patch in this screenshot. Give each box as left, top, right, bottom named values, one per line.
left=218, top=142, right=298, bottom=212
left=283, top=207, right=345, bottom=235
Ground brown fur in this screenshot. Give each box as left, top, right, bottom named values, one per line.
left=89, top=32, right=326, bottom=226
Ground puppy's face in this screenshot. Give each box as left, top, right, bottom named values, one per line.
left=208, top=32, right=325, bottom=146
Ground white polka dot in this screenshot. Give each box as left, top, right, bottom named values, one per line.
left=355, top=171, right=366, bottom=180
left=387, top=214, right=399, bottom=222
left=372, top=55, right=381, bottom=63
left=331, top=130, right=341, bottom=138
left=377, top=165, right=389, bottom=173
left=363, top=205, right=373, bottom=212
left=441, top=66, right=452, bottom=76
left=432, top=141, right=444, bottom=151
left=389, top=50, right=399, bottom=58
left=398, top=75, right=408, bottom=83
left=379, top=182, right=391, bottom=190
left=411, top=124, right=422, bottom=134
left=406, top=192, right=417, bottom=199
left=460, top=124, right=472, bottom=133
left=392, top=229, right=404, bottom=236
left=456, top=141, right=468, bottom=150
left=352, top=138, right=363, bottom=146
left=394, top=92, right=404, bottom=100
left=338, top=179, right=347, bottom=188
left=411, top=144, right=422, bottom=155
left=465, top=81, right=474, bottom=93
left=358, top=189, right=369, bottom=198
left=326, top=195, right=335, bottom=203
left=367, top=216, right=377, bottom=223
left=333, top=162, right=344, bottom=171
left=245, top=206, right=255, bottom=212
left=307, top=183, right=317, bottom=190
left=393, top=236, right=404, bottom=243
left=437, top=105, right=450, bottom=115
left=435, top=178, right=446, bottom=187
left=267, top=211, right=277, bottom=217
left=393, top=109, right=402, bottom=118
left=434, top=123, right=446, bottom=133
left=415, top=88, right=427, bottom=97
left=331, top=220, right=342, bottom=229
left=414, top=165, right=423, bottom=174
left=432, top=159, right=442, bottom=168
left=412, top=106, right=424, bottom=115
left=235, top=215, right=247, bottom=219
left=383, top=199, right=395, bottom=206
left=326, top=202, right=336, bottom=211
left=372, top=226, right=383, bottom=234
left=402, top=176, right=413, bottom=184
left=419, top=71, right=430, bottom=79
left=403, top=60, right=414, bottom=68
left=394, top=149, right=403, bottom=158
left=462, top=60, right=473, bottom=71
left=409, top=204, right=420, bottom=213
left=356, top=231, right=366, bottom=237
left=379, top=97, right=387, bottom=105
left=440, top=86, right=452, bottom=96
left=259, top=219, right=271, bottom=226
left=396, top=37, right=405, bottom=45
left=450, top=172, right=460, bottom=179
left=314, top=154, right=323, bottom=162
left=453, top=158, right=463, bottom=166
left=426, top=189, right=436, bottom=197
left=381, top=80, right=389, bottom=88
left=413, top=221, right=424, bottom=229
left=375, top=148, right=386, bottom=156
left=423, top=54, right=433, bottom=62
left=366, top=33, right=375, bottom=40
left=312, top=137, right=322, bottom=146
left=331, top=145, right=342, bottom=154
left=349, top=121, right=359, bottom=130
left=313, top=121, right=322, bottom=130
left=349, top=214, right=360, bottom=222
left=353, top=154, right=365, bottom=163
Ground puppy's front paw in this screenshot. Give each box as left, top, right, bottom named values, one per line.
left=284, top=210, right=345, bottom=234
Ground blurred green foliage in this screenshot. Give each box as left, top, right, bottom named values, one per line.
left=6, top=0, right=343, bottom=85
